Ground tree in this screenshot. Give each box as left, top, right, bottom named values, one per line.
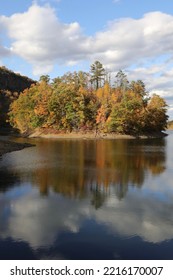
left=39, top=75, right=50, bottom=84
left=77, top=71, right=90, bottom=88
left=90, top=61, right=105, bottom=89
left=8, top=87, right=36, bottom=133
left=48, top=83, right=85, bottom=131
left=145, top=94, right=168, bottom=132
left=107, top=94, right=144, bottom=135
left=52, top=71, right=89, bottom=90
left=114, top=70, right=129, bottom=92
left=8, top=67, right=168, bottom=136
left=8, top=82, right=53, bottom=132
left=129, top=80, right=149, bottom=105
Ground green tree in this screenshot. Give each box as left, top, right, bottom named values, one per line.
left=52, top=71, right=89, bottom=90
left=8, top=87, right=36, bottom=133
left=107, top=92, right=145, bottom=135
left=77, top=71, right=90, bottom=88
left=48, top=83, right=85, bottom=131
left=130, top=80, right=149, bottom=105
left=90, top=61, right=105, bottom=89
left=9, top=82, right=53, bottom=133
left=39, top=75, right=50, bottom=84
left=145, top=94, right=168, bottom=132
left=115, top=70, right=129, bottom=92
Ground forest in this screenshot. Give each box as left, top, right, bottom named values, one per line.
left=1, top=61, right=168, bottom=136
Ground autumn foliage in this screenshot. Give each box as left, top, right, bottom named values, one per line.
left=8, top=65, right=168, bottom=135
left=0, top=66, right=36, bottom=127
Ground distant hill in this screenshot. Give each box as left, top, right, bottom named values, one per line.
left=0, top=66, right=36, bottom=127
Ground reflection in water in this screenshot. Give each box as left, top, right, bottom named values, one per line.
left=32, top=139, right=166, bottom=201
left=0, top=169, right=20, bottom=193
left=0, top=135, right=173, bottom=260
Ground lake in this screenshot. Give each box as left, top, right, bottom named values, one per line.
left=0, top=131, right=173, bottom=260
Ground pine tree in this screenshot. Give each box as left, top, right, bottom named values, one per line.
left=90, top=61, right=105, bottom=89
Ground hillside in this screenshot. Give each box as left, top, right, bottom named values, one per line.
left=0, top=66, right=36, bottom=127
left=0, top=66, right=35, bottom=92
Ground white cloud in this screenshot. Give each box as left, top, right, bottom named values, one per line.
left=1, top=4, right=173, bottom=75
left=0, top=45, right=10, bottom=58
left=0, top=3, right=173, bottom=114
left=0, top=3, right=89, bottom=74
left=90, top=11, right=173, bottom=70
left=0, top=143, right=173, bottom=250
left=0, top=33, right=11, bottom=58
left=1, top=192, right=84, bottom=248
left=1, top=180, right=173, bottom=249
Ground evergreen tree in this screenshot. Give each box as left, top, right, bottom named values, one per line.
left=90, top=61, right=105, bottom=89
left=115, top=70, right=129, bottom=91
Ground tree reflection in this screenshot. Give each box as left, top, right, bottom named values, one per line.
left=32, top=138, right=166, bottom=205
left=90, top=184, right=108, bottom=209
left=0, top=169, right=20, bottom=193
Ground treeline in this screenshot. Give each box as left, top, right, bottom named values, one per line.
left=8, top=61, right=168, bottom=135
left=0, top=66, right=36, bottom=126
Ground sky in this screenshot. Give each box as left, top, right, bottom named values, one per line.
left=1, top=0, right=173, bottom=118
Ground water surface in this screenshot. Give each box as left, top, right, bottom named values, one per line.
left=0, top=132, right=173, bottom=259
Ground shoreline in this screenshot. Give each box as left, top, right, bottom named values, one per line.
left=28, top=129, right=168, bottom=140
left=0, top=139, right=34, bottom=156
left=0, top=130, right=168, bottom=156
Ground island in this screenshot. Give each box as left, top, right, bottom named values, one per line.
left=0, top=62, right=169, bottom=143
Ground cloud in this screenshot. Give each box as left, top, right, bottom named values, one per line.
left=95, top=190, right=173, bottom=243
left=0, top=3, right=89, bottom=75
left=1, top=3, right=173, bottom=75
left=91, top=11, right=173, bottom=70
left=0, top=30, right=11, bottom=58
left=0, top=3, right=173, bottom=113
left=1, top=178, right=173, bottom=250
left=1, top=4, right=173, bottom=74
left=0, top=45, right=10, bottom=58
left=0, top=142, right=173, bottom=251
left=0, top=192, right=85, bottom=248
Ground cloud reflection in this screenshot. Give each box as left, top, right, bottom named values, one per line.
left=0, top=136, right=172, bottom=255
left=0, top=174, right=173, bottom=250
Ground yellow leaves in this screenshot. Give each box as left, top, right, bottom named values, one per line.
left=78, top=86, right=88, bottom=96
left=34, top=106, right=48, bottom=116
left=148, top=94, right=167, bottom=109
left=32, top=82, right=53, bottom=118
left=103, top=82, right=111, bottom=96
left=95, top=82, right=111, bottom=101
left=96, top=105, right=106, bottom=124
left=95, top=87, right=104, bottom=99
left=8, top=70, right=168, bottom=135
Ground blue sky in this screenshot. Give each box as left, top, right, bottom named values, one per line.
left=1, top=0, right=173, bottom=118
